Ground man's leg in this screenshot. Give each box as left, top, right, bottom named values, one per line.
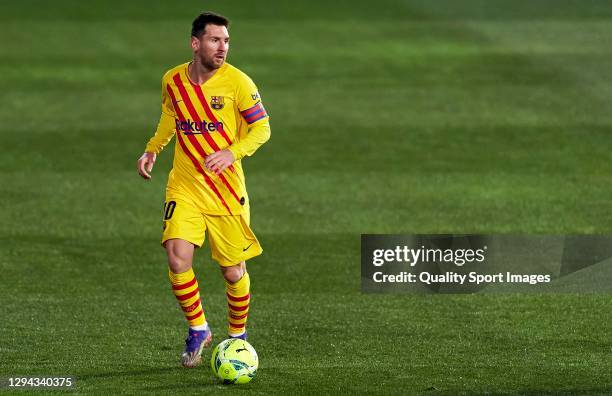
left=220, top=262, right=250, bottom=339
left=165, top=239, right=208, bottom=329
left=165, top=238, right=212, bottom=367
left=205, top=212, right=262, bottom=340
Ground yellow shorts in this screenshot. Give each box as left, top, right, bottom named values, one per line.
left=160, top=196, right=263, bottom=267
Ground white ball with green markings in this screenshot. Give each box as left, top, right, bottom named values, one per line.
left=210, top=338, right=258, bottom=384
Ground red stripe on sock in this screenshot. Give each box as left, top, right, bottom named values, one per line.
left=186, top=309, right=204, bottom=321
left=182, top=300, right=201, bottom=313
left=228, top=303, right=249, bottom=312
left=230, top=322, right=246, bottom=328
left=172, top=277, right=197, bottom=290
left=230, top=313, right=248, bottom=320
left=226, top=293, right=250, bottom=302
left=178, top=287, right=199, bottom=301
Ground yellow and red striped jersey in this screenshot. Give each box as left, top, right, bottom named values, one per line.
left=145, top=62, right=271, bottom=215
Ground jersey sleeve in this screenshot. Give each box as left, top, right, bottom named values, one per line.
left=145, top=74, right=177, bottom=154
left=236, top=75, right=268, bottom=123
left=228, top=74, right=271, bottom=160
left=160, top=72, right=176, bottom=118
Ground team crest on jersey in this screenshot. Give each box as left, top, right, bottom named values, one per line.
left=210, top=96, right=225, bottom=110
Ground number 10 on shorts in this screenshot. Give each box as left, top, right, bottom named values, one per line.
left=163, top=201, right=177, bottom=220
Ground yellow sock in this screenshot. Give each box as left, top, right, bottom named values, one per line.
left=226, top=271, right=250, bottom=335
left=168, top=268, right=206, bottom=328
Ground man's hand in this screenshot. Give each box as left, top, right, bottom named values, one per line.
left=205, top=149, right=235, bottom=175
left=137, top=152, right=157, bottom=180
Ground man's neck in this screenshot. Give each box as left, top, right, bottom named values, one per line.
left=188, top=60, right=218, bottom=85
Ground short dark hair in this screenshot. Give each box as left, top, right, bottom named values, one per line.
left=191, top=12, right=230, bottom=38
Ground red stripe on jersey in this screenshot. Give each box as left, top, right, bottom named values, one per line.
left=189, top=81, right=233, bottom=147
left=176, top=128, right=233, bottom=215
left=167, top=84, right=233, bottom=214
left=230, top=313, right=248, bottom=320
left=168, top=85, right=214, bottom=169
left=172, top=277, right=197, bottom=291
left=173, top=74, right=236, bottom=172
left=168, top=85, right=233, bottom=213
left=228, top=303, right=249, bottom=312
left=226, top=293, right=250, bottom=302
left=173, top=74, right=241, bottom=201
left=177, top=287, right=200, bottom=301
left=172, top=74, right=221, bottom=153
left=186, top=310, right=204, bottom=321
left=189, top=81, right=237, bottom=175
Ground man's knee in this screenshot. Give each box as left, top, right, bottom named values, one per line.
left=221, top=262, right=246, bottom=283
left=167, top=253, right=191, bottom=272
left=164, top=239, right=195, bottom=273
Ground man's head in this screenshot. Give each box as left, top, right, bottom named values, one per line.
left=191, top=12, right=230, bottom=71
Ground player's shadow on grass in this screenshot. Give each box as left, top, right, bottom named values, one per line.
left=428, top=387, right=612, bottom=396
left=79, top=366, right=219, bottom=387
left=143, top=383, right=232, bottom=392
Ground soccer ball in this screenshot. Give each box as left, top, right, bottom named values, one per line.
left=210, top=338, right=258, bottom=384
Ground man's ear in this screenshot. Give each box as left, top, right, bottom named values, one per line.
left=190, top=36, right=199, bottom=52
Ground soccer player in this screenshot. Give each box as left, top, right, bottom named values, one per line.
left=136, top=12, right=270, bottom=368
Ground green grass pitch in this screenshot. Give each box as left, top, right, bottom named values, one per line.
left=1, top=0, right=612, bottom=394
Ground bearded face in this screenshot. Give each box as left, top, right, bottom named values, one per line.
left=192, top=24, right=229, bottom=70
